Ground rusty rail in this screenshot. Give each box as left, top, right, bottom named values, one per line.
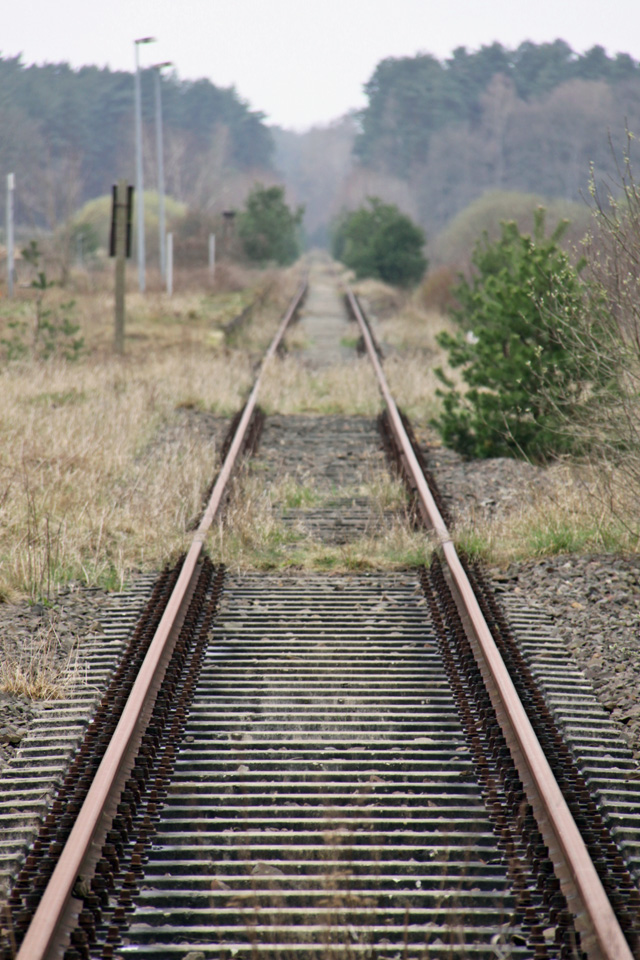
left=16, top=279, right=307, bottom=960
left=346, top=286, right=634, bottom=960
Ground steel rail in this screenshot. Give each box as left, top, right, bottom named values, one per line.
left=346, top=286, right=634, bottom=960
left=16, top=278, right=308, bottom=960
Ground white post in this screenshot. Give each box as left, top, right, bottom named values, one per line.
left=134, top=37, right=156, bottom=294
left=153, top=62, right=172, bottom=279
left=154, top=69, right=166, bottom=279
left=166, top=231, right=173, bottom=295
left=6, top=173, right=14, bottom=297
left=209, top=233, right=216, bottom=275
left=134, top=45, right=145, bottom=293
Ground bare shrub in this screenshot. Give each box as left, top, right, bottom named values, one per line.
left=420, top=265, right=459, bottom=313
left=560, top=134, right=640, bottom=533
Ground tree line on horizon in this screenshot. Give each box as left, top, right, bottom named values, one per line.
left=0, top=54, right=274, bottom=237
left=2, top=40, right=640, bottom=262
left=277, top=40, right=640, bottom=246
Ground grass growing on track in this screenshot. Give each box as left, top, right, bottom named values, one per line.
left=208, top=471, right=433, bottom=573
left=0, top=262, right=455, bottom=602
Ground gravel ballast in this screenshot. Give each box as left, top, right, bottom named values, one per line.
left=424, top=442, right=640, bottom=763
left=0, top=586, right=111, bottom=769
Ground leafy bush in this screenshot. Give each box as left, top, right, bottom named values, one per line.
left=332, top=198, right=427, bottom=287
left=73, top=192, right=188, bottom=253
left=433, top=211, right=616, bottom=460
left=237, top=185, right=303, bottom=265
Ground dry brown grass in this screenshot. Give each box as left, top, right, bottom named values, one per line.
left=6, top=253, right=630, bottom=604
left=0, top=356, right=242, bottom=598
left=262, top=292, right=457, bottom=421
left=0, top=626, right=77, bottom=700
left=454, top=462, right=640, bottom=564
left=260, top=356, right=381, bottom=415
left=0, top=263, right=301, bottom=600
left=348, top=279, right=463, bottom=420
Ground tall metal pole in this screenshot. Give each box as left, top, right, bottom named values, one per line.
left=153, top=62, right=172, bottom=281
left=134, top=37, right=155, bottom=293
left=6, top=173, right=14, bottom=297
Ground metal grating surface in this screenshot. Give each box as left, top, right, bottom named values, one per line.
left=501, top=600, right=640, bottom=880
left=0, top=577, right=156, bottom=899
left=115, top=574, right=529, bottom=959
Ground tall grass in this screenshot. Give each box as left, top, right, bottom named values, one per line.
left=0, top=264, right=306, bottom=600
left=454, top=463, right=640, bottom=564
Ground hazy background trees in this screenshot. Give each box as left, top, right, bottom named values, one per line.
left=0, top=55, right=273, bottom=231
left=1, top=40, right=640, bottom=271
left=278, top=41, right=640, bottom=261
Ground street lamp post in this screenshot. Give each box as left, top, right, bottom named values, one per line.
left=152, top=62, right=172, bottom=281
left=134, top=36, right=156, bottom=293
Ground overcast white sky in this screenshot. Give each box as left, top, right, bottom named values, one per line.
left=4, top=0, right=640, bottom=129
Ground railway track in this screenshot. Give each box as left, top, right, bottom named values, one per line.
left=1, top=273, right=639, bottom=959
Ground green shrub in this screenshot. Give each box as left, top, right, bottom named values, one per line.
left=433, top=211, right=616, bottom=460
left=332, top=198, right=427, bottom=287
left=73, top=192, right=187, bottom=253
left=238, top=185, right=303, bottom=265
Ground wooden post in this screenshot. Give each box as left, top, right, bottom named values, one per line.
left=166, top=232, right=173, bottom=296
left=114, top=179, right=128, bottom=354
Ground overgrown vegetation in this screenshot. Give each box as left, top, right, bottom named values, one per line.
left=208, top=470, right=432, bottom=573
left=238, top=185, right=303, bottom=265
left=569, top=139, right=640, bottom=520
left=0, top=266, right=303, bottom=600
left=433, top=211, right=617, bottom=460
left=453, top=463, right=639, bottom=563
left=1, top=242, right=84, bottom=361
left=0, top=628, right=75, bottom=700
left=332, top=198, right=427, bottom=287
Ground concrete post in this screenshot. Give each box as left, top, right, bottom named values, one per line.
left=6, top=173, right=14, bottom=297
left=166, top=231, right=173, bottom=296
